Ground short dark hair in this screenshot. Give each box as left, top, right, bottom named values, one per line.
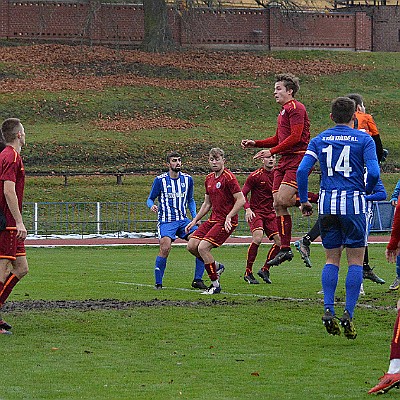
left=347, top=93, right=363, bottom=107
left=275, top=73, right=300, bottom=96
left=331, top=97, right=356, bottom=124
left=1, top=118, right=22, bottom=143
left=209, top=147, right=224, bottom=158
left=166, top=151, right=181, bottom=163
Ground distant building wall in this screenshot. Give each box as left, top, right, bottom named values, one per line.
left=0, top=0, right=396, bottom=51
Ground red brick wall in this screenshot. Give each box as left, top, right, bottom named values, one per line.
left=178, top=8, right=269, bottom=48
left=269, top=8, right=364, bottom=50
left=368, top=6, right=400, bottom=52
left=0, top=0, right=385, bottom=51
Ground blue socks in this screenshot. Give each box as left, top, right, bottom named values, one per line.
left=396, top=255, right=400, bottom=278
left=154, top=256, right=167, bottom=285
left=345, top=264, right=363, bottom=318
left=322, top=263, right=339, bottom=315
left=194, top=257, right=205, bottom=281
left=155, top=256, right=205, bottom=285
left=322, top=263, right=363, bottom=318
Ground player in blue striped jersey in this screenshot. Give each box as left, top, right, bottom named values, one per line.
left=297, top=97, right=380, bottom=339
left=147, top=151, right=206, bottom=290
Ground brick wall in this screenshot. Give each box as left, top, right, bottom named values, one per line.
left=269, top=8, right=365, bottom=50
left=366, top=6, right=400, bottom=52
left=0, top=0, right=397, bottom=51
left=178, top=8, right=269, bottom=49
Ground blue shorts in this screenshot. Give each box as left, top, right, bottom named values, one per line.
left=157, top=218, right=197, bottom=241
left=319, top=213, right=368, bottom=249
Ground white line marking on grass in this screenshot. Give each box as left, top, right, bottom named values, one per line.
left=116, top=281, right=318, bottom=302
left=116, top=281, right=395, bottom=311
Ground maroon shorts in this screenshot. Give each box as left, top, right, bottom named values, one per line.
left=248, top=213, right=278, bottom=240
left=0, top=228, right=26, bottom=260
left=273, top=153, right=305, bottom=192
left=191, top=220, right=236, bottom=247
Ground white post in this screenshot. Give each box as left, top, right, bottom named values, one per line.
left=97, top=202, right=101, bottom=234
left=34, top=202, right=38, bottom=236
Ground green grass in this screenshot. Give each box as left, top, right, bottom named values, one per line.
left=2, top=244, right=399, bottom=399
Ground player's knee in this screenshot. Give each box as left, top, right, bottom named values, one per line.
left=186, top=239, right=197, bottom=255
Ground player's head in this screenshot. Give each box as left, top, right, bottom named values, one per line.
left=274, top=74, right=300, bottom=105
left=275, top=72, right=299, bottom=97
left=166, top=151, right=182, bottom=173
left=261, top=154, right=276, bottom=170
left=347, top=93, right=365, bottom=113
left=209, top=147, right=225, bottom=173
left=1, top=118, right=25, bottom=146
left=330, top=97, right=356, bottom=124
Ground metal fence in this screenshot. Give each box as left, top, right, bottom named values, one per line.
left=23, top=201, right=393, bottom=238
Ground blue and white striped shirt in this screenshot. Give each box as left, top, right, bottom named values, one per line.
left=297, top=125, right=380, bottom=216
left=147, top=172, right=196, bottom=222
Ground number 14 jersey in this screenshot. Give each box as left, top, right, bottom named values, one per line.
left=305, top=125, right=377, bottom=215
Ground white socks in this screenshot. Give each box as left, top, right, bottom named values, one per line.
left=388, top=358, right=400, bottom=374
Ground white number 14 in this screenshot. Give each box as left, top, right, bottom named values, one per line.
left=322, top=145, right=352, bottom=177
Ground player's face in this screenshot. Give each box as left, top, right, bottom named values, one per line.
left=169, top=157, right=182, bottom=173
left=209, top=155, right=225, bottom=173
left=262, top=155, right=275, bottom=170
left=274, top=81, right=293, bottom=105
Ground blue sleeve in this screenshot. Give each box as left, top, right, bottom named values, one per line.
left=365, top=159, right=380, bottom=195
left=365, top=178, right=386, bottom=202
left=187, top=177, right=197, bottom=218
left=297, top=153, right=317, bottom=203
left=147, top=178, right=160, bottom=209
left=391, top=180, right=400, bottom=202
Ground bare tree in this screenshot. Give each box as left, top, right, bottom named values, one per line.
left=141, top=0, right=176, bottom=52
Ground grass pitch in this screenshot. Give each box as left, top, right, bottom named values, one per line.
left=1, top=244, right=398, bottom=399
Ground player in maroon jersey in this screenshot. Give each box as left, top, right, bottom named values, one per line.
left=0, top=118, right=29, bottom=335
left=186, top=148, right=245, bottom=295
left=242, top=155, right=280, bottom=284
left=241, top=73, right=310, bottom=267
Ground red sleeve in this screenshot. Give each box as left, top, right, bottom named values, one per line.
left=242, top=176, right=253, bottom=209
left=270, top=124, right=303, bottom=155
left=388, top=203, right=400, bottom=250
left=254, top=132, right=279, bottom=148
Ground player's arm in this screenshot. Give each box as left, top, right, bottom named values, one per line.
left=242, top=179, right=255, bottom=222
left=372, top=135, right=384, bottom=163
left=3, top=180, right=27, bottom=240
left=269, top=123, right=304, bottom=155
left=225, top=191, right=246, bottom=232
left=365, top=179, right=387, bottom=202
left=386, top=201, right=400, bottom=262
left=187, top=178, right=197, bottom=219
left=185, top=194, right=211, bottom=234
left=253, top=133, right=279, bottom=149
left=146, top=178, right=160, bottom=213
left=390, top=180, right=400, bottom=206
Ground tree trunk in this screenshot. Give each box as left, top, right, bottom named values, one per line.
left=142, top=0, right=176, bottom=52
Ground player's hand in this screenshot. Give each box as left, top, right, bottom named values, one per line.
left=300, top=202, right=313, bottom=217
left=185, top=221, right=196, bottom=234
left=245, top=208, right=255, bottom=223
left=241, top=139, right=255, bottom=149
left=224, top=216, right=232, bottom=232
left=386, top=247, right=400, bottom=263
left=150, top=205, right=158, bottom=213
left=253, top=149, right=271, bottom=159
left=16, top=221, right=27, bottom=240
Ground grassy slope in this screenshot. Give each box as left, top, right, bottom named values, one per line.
left=0, top=47, right=399, bottom=201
